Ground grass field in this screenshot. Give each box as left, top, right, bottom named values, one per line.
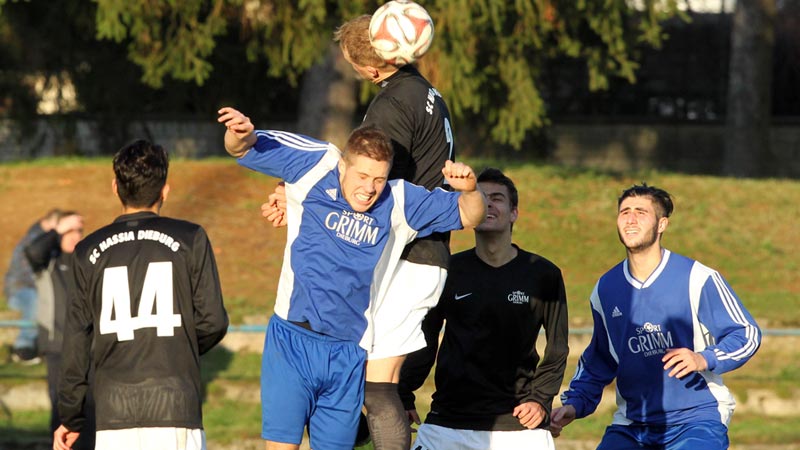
left=1, top=157, right=797, bottom=326
left=2, top=338, right=799, bottom=447
left=1, top=158, right=799, bottom=447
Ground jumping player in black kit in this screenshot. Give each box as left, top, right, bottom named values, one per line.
left=262, top=13, right=456, bottom=450
left=54, top=140, right=229, bottom=450
left=399, top=169, right=570, bottom=450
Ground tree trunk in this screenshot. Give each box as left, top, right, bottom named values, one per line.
left=723, top=0, right=776, bottom=177
left=296, top=42, right=357, bottom=149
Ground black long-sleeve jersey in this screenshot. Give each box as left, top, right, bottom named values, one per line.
left=398, top=246, right=570, bottom=431
left=59, top=211, right=228, bottom=432
left=363, top=64, right=455, bottom=268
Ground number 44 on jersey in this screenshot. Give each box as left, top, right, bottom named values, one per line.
left=100, top=262, right=182, bottom=341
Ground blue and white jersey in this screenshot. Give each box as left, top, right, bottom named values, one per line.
left=238, top=130, right=463, bottom=350
left=561, top=249, right=760, bottom=426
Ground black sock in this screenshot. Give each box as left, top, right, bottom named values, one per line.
left=363, top=381, right=410, bottom=450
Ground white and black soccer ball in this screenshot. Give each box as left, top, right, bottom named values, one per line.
left=369, top=0, right=434, bottom=66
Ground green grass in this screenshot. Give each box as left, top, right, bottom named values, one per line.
left=2, top=344, right=799, bottom=446
left=457, top=162, right=800, bottom=328
left=3, top=158, right=796, bottom=326
left=0, top=346, right=46, bottom=384
left=1, top=159, right=799, bottom=446
left=0, top=409, right=50, bottom=447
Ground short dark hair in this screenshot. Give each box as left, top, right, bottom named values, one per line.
left=477, top=168, right=518, bottom=209
left=113, top=139, right=169, bottom=208
left=618, top=183, right=673, bottom=218
left=343, top=125, right=394, bottom=164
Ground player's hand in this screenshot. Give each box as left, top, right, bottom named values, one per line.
left=260, top=182, right=288, bottom=228
left=549, top=405, right=576, bottom=438
left=406, top=409, right=421, bottom=426
left=217, top=107, right=254, bottom=137
left=441, top=160, right=477, bottom=192
left=406, top=409, right=421, bottom=434
left=41, top=214, right=59, bottom=232
left=55, top=214, right=84, bottom=235
left=218, top=107, right=257, bottom=157
left=663, top=347, right=708, bottom=378
left=513, top=401, right=546, bottom=429
left=53, top=424, right=80, bottom=450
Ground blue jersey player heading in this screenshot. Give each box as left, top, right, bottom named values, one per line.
left=217, top=106, right=486, bottom=450
left=551, top=184, right=761, bottom=450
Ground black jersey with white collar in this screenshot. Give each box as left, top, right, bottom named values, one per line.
left=362, top=64, right=455, bottom=269
left=59, top=211, right=228, bottom=432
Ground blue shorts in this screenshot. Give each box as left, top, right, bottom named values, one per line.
left=598, top=421, right=729, bottom=450
left=261, top=315, right=366, bottom=449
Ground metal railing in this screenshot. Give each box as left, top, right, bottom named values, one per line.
left=2, top=320, right=799, bottom=336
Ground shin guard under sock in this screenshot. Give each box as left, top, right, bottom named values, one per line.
left=363, top=381, right=410, bottom=450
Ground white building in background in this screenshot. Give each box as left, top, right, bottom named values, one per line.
left=632, top=0, right=734, bottom=13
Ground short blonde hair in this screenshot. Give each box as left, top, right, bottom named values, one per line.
left=334, top=15, right=389, bottom=69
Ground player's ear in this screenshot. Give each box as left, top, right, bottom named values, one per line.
left=510, top=206, right=519, bottom=226
left=112, top=178, right=119, bottom=198
left=657, top=216, right=669, bottom=233
left=369, top=66, right=381, bottom=81
left=161, top=183, right=170, bottom=203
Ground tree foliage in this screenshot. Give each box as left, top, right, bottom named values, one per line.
left=87, top=0, right=682, bottom=148
left=2, top=0, right=683, bottom=148
left=94, top=0, right=230, bottom=87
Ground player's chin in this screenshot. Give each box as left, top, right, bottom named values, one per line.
left=350, top=202, right=373, bottom=213
left=350, top=196, right=376, bottom=212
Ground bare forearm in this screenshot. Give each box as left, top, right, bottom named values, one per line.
left=224, top=130, right=256, bottom=158
left=218, top=107, right=257, bottom=158
left=458, top=188, right=486, bottom=229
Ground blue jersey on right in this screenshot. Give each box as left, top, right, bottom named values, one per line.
left=562, top=250, right=761, bottom=426
left=238, top=130, right=463, bottom=351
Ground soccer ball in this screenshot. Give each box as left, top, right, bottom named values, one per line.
left=369, top=0, right=434, bottom=66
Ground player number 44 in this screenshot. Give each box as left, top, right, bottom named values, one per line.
left=100, top=262, right=182, bottom=341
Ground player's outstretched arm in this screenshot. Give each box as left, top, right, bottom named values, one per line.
left=442, top=160, right=486, bottom=229
left=217, top=107, right=257, bottom=158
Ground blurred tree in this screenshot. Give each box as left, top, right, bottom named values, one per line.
left=724, top=0, right=776, bottom=177
left=87, top=0, right=682, bottom=149
left=0, top=0, right=297, bottom=153
left=0, top=1, right=682, bottom=149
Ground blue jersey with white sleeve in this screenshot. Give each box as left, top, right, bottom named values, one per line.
left=561, top=250, right=760, bottom=426
left=237, top=130, right=463, bottom=350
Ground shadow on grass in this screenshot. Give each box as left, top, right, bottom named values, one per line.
left=0, top=345, right=50, bottom=450
left=0, top=408, right=50, bottom=450
left=201, top=345, right=235, bottom=402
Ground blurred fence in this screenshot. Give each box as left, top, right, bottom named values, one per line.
left=2, top=320, right=799, bottom=336
left=3, top=118, right=800, bottom=177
